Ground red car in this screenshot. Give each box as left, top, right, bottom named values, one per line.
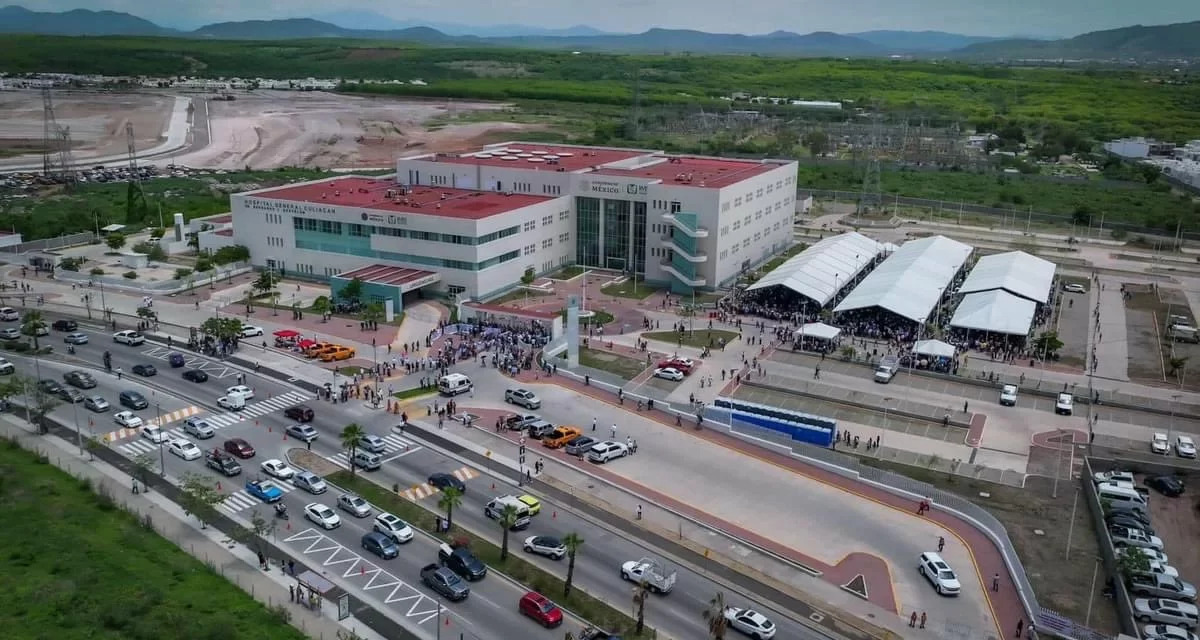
left=223, top=438, right=256, bottom=459
left=518, top=591, right=563, bottom=628
left=656, top=359, right=693, bottom=374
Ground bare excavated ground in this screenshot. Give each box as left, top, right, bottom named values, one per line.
left=0, top=90, right=172, bottom=159
left=168, top=90, right=554, bottom=170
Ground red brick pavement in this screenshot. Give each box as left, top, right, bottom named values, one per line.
left=1031, top=429, right=1087, bottom=451
left=506, top=368, right=1019, bottom=637
left=463, top=405, right=899, bottom=613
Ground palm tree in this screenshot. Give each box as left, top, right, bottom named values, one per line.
left=438, top=486, right=463, bottom=532
left=21, top=309, right=45, bottom=351
left=498, top=504, right=520, bottom=561
left=562, top=532, right=585, bottom=598
left=702, top=591, right=729, bottom=639
left=312, top=296, right=331, bottom=322
left=631, top=580, right=649, bottom=635
left=340, top=423, right=365, bottom=478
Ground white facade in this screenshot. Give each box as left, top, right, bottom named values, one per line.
left=229, top=177, right=572, bottom=300
left=395, top=144, right=799, bottom=291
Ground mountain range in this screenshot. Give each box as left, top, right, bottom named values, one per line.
left=0, top=5, right=1196, bottom=59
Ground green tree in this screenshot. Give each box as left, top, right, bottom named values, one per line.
left=105, top=232, right=127, bottom=251
left=498, top=503, right=520, bottom=561
left=340, top=423, right=365, bottom=478
left=702, top=591, right=729, bottom=640
left=774, top=127, right=799, bottom=156
left=211, top=245, right=251, bottom=265
left=253, top=270, right=277, bottom=297
left=631, top=579, right=649, bottom=635
left=801, top=130, right=829, bottom=161
left=20, top=309, right=46, bottom=351
left=28, top=384, right=60, bottom=435
left=200, top=317, right=243, bottom=342
left=179, top=472, right=224, bottom=529
left=437, top=486, right=464, bottom=531
left=562, top=532, right=585, bottom=598
left=360, top=301, right=385, bottom=330
left=248, top=509, right=277, bottom=559
left=1033, top=331, right=1065, bottom=358
left=520, top=267, right=536, bottom=286
left=1116, top=550, right=1151, bottom=577
left=312, top=295, right=331, bottom=321
left=340, top=277, right=364, bottom=303
left=132, top=452, right=157, bottom=488
left=1168, top=356, right=1189, bottom=379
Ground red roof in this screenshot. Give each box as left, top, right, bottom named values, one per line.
left=464, top=301, right=558, bottom=321
left=214, top=229, right=234, bottom=236
left=250, top=177, right=553, bottom=220
left=336, top=264, right=436, bottom=286
left=594, top=156, right=776, bottom=188
left=421, top=144, right=645, bottom=173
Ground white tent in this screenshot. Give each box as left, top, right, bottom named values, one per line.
left=794, top=322, right=842, bottom=341
left=833, top=235, right=974, bottom=323
left=913, top=339, right=957, bottom=358
left=949, top=290, right=1036, bottom=336
left=958, top=251, right=1056, bottom=304
left=748, top=232, right=883, bottom=306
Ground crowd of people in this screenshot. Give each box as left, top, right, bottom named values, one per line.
left=432, top=319, right=551, bottom=376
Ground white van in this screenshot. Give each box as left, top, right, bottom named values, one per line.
left=438, top=373, right=473, bottom=396
left=1097, top=483, right=1148, bottom=513
left=484, top=495, right=532, bottom=529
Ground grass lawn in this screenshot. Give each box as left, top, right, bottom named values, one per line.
left=642, top=329, right=739, bottom=349
left=559, top=347, right=649, bottom=380
left=391, top=387, right=436, bottom=401
left=560, top=309, right=615, bottom=326
left=857, top=457, right=1117, bottom=633
left=599, top=280, right=660, bottom=300
left=0, top=439, right=307, bottom=640
left=329, top=471, right=648, bottom=637
left=549, top=265, right=586, bottom=280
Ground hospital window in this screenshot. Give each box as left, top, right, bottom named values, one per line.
left=559, top=210, right=570, bottom=221
left=447, top=285, right=467, bottom=296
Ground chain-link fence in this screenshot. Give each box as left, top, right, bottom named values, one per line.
left=0, top=231, right=97, bottom=255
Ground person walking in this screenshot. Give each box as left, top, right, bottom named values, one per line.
left=636, top=504, right=642, bottom=520
left=592, top=417, right=597, bottom=432
left=909, top=612, right=918, bottom=628
left=1015, top=619, right=1024, bottom=638
left=937, top=536, right=945, bottom=552
left=992, top=573, right=1000, bottom=592
left=919, top=612, right=926, bottom=629
left=611, top=424, right=617, bottom=439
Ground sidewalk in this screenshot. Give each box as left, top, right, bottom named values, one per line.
left=0, top=416, right=385, bottom=640
left=1094, top=276, right=1130, bottom=381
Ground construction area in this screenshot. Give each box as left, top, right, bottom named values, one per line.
left=0, top=90, right=172, bottom=161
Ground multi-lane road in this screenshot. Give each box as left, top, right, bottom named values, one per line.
left=7, top=313, right=829, bottom=640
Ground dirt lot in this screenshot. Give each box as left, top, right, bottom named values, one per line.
left=1146, top=470, right=1200, bottom=595
left=862, top=458, right=1121, bottom=635
left=1123, top=283, right=1198, bottom=389
left=0, top=90, right=172, bottom=158
left=167, top=90, right=554, bottom=170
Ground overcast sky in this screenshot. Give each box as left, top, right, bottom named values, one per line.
left=23, top=0, right=1200, bottom=37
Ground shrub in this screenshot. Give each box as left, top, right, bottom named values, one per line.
left=59, top=256, right=84, bottom=271
left=123, top=271, right=138, bottom=280
left=195, top=259, right=212, bottom=272
left=150, top=227, right=167, bottom=239
left=90, top=267, right=105, bottom=275
left=174, top=268, right=193, bottom=280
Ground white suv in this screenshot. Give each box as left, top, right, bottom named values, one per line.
left=1055, top=393, right=1074, bottom=415
left=587, top=441, right=628, bottom=463
left=918, top=552, right=961, bottom=596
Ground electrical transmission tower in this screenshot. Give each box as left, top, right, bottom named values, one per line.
left=125, top=123, right=148, bottom=224
left=857, top=111, right=883, bottom=217
left=41, top=86, right=76, bottom=183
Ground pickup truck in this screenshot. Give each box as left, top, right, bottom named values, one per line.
left=620, top=556, right=677, bottom=594
left=578, top=629, right=623, bottom=640
left=438, top=542, right=488, bottom=581
left=874, top=355, right=900, bottom=383
left=420, top=563, right=471, bottom=601
left=245, top=479, right=284, bottom=503
left=206, top=450, right=242, bottom=476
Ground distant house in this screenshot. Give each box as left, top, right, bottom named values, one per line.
left=1103, top=137, right=1176, bottom=159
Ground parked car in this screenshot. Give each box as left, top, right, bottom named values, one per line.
left=1128, top=574, right=1197, bottom=603
left=588, top=441, right=629, bottom=463
left=505, top=388, right=541, bottom=409
left=523, top=535, right=566, bottom=560
left=564, top=436, right=597, bottom=456
left=1146, top=476, right=1185, bottom=497
left=1143, top=624, right=1199, bottom=640
left=1064, top=283, right=1087, bottom=293
left=1133, top=599, right=1200, bottom=627
left=240, top=325, right=264, bottom=337
left=918, top=552, right=961, bottom=596
left=1110, top=525, right=1164, bottom=550
left=518, top=591, right=563, bottom=628
left=724, top=606, right=778, bottom=640
left=0, top=327, right=20, bottom=340
left=1153, top=433, right=1171, bottom=455
left=654, top=367, right=685, bottom=381
left=1177, top=436, right=1197, bottom=459
left=1109, top=514, right=1156, bottom=536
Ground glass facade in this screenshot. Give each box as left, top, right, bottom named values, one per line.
left=293, top=221, right=517, bottom=272
left=574, top=197, right=647, bottom=275
left=602, top=199, right=630, bottom=271
left=576, top=197, right=601, bottom=267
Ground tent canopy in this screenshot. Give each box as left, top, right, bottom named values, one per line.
left=913, top=339, right=956, bottom=358
left=949, top=290, right=1036, bottom=336
left=748, top=232, right=882, bottom=307
left=794, top=322, right=842, bottom=341
left=833, top=235, right=974, bottom=323
left=958, top=251, right=1056, bottom=304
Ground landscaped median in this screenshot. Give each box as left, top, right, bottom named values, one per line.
left=322, top=466, right=652, bottom=638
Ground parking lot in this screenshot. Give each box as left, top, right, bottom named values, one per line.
left=1146, top=470, right=1200, bottom=594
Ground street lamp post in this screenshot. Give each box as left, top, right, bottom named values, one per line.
left=156, top=403, right=166, bottom=476
left=98, top=280, right=109, bottom=321
left=1053, top=428, right=1066, bottom=498
left=72, top=395, right=84, bottom=455
left=1168, top=394, right=1180, bottom=444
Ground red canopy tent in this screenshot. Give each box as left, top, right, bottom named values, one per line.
left=273, top=329, right=301, bottom=338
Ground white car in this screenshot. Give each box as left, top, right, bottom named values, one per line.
left=1093, top=470, right=1135, bottom=484
left=373, top=512, right=414, bottom=544
left=112, top=330, right=145, bottom=345
left=140, top=424, right=167, bottom=443
left=0, top=357, right=14, bottom=374
left=1055, top=393, right=1074, bottom=415
left=654, top=367, right=685, bottom=381
left=113, top=411, right=143, bottom=428
left=523, top=535, right=567, bottom=560
left=999, top=384, right=1018, bottom=406
left=260, top=459, right=296, bottom=480
left=240, top=325, right=264, bottom=337
left=1064, top=283, right=1087, bottom=294
left=1152, top=433, right=1170, bottom=455
left=1121, top=547, right=1171, bottom=566
left=1176, top=436, right=1196, bottom=459
left=226, top=385, right=255, bottom=400
left=587, top=441, right=629, bottom=463
left=724, top=606, right=777, bottom=640
left=167, top=438, right=202, bottom=461
left=217, top=395, right=246, bottom=411
left=918, top=552, right=961, bottom=596
left=1144, top=624, right=1199, bottom=640
left=0, top=307, right=19, bottom=321
left=304, top=503, right=341, bottom=529
left=1110, top=526, right=1164, bottom=551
